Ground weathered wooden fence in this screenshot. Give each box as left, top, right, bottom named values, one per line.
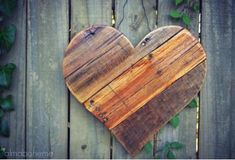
left=0, top=0, right=234, bottom=158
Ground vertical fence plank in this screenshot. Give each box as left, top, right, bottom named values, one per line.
left=156, top=0, right=199, bottom=158
left=199, top=0, right=235, bottom=158
left=0, top=0, right=26, bottom=158
left=69, top=0, right=112, bottom=158
left=27, top=0, right=68, bottom=158
left=113, top=0, right=156, bottom=158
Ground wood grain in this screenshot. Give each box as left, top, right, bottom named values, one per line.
left=27, top=0, right=68, bottom=158
left=64, top=25, right=207, bottom=157
left=111, top=62, right=206, bottom=156
left=156, top=0, right=200, bottom=158
left=69, top=0, right=112, bottom=158
left=199, top=0, right=235, bottom=158
left=113, top=0, right=157, bottom=158
left=64, top=26, right=183, bottom=103
left=83, top=29, right=206, bottom=129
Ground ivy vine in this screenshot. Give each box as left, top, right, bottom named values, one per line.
left=0, top=0, right=17, bottom=158
left=169, top=0, right=200, bottom=26
left=142, top=1, right=201, bottom=158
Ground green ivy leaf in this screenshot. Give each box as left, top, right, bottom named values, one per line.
left=0, top=146, right=6, bottom=159
left=0, top=109, right=3, bottom=118
left=0, top=0, right=17, bottom=18
left=182, top=14, right=191, bottom=26
left=0, top=24, right=16, bottom=55
left=0, top=95, right=14, bottom=111
left=169, top=114, right=180, bottom=128
left=170, top=10, right=182, bottom=18
left=0, top=119, right=9, bottom=137
left=0, top=63, right=16, bottom=89
left=193, top=2, right=200, bottom=12
left=187, top=99, right=197, bottom=108
left=143, top=141, right=153, bottom=154
left=167, top=150, right=176, bottom=159
left=170, top=142, right=184, bottom=150
left=175, top=0, right=184, bottom=6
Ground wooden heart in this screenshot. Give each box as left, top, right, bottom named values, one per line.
left=63, top=25, right=207, bottom=156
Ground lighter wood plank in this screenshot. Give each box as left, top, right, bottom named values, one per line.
left=64, top=26, right=182, bottom=104
left=156, top=0, right=200, bottom=158
left=113, top=0, right=157, bottom=158
left=199, top=0, right=235, bottom=158
left=84, top=36, right=205, bottom=129
left=27, top=0, right=68, bottom=158
left=65, top=27, right=133, bottom=103
left=111, top=62, right=206, bottom=156
left=0, top=0, right=26, bottom=158
left=69, top=0, right=112, bottom=158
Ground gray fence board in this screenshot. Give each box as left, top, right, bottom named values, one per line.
left=26, top=0, right=69, bottom=158
left=69, top=0, right=112, bottom=158
left=113, top=0, right=156, bottom=158
left=199, top=0, right=235, bottom=158
left=156, top=0, right=199, bottom=158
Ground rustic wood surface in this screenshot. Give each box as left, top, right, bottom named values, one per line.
left=69, top=0, right=112, bottom=158
left=113, top=0, right=157, bottom=158
left=112, top=62, right=206, bottom=156
left=26, top=0, right=69, bottom=158
left=156, top=0, right=200, bottom=158
left=63, top=25, right=206, bottom=156
left=199, top=0, right=235, bottom=158
left=1, top=0, right=234, bottom=159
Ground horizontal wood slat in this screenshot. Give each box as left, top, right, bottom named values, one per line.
left=63, top=25, right=207, bottom=157
left=112, top=61, right=206, bottom=156
left=64, top=26, right=182, bottom=103
left=83, top=29, right=206, bottom=129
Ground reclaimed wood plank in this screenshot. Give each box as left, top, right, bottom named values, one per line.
left=156, top=0, right=200, bottom=158
left=199, top=0, right=235, bottom=158
left=64, top=26, right=132, bottom=103
left=27, top=0, right=68, bottom=158
left=64, top=26, right=181, bottom=104
left=0, top=0, right=26, bottom=158
left=84, top=30, right=206, bottom=130
left=113, top=0, right=157, bottom=158
left=69, top=0, right=112, bottom=158
left=112, top=61, right=206, bottom=156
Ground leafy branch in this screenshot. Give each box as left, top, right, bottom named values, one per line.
left=0, top=146, right=6, bottom=158
left=168, top=98, right=198, bottom=128
left=143, top=141, right=184, bottom=159
left=169, top=0, right=200, bottom=26
left=142, top=98, right=198, bottom=158
left=0, top=1, right=17, bottom=156
left=155, top=141, right=184, bottom=159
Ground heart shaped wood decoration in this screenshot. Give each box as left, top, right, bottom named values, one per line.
left=63, top=25, right=207, bottom=157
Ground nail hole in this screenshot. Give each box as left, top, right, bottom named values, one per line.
left=89, top=100, right=95, bottom=109
left=103, top=117, right=108, bottom=123
left=99, top=113, right=104, bottom=118
left=145, top=37, right=151, bottom=42
left=156, top=70, right=162, bottom=75
left=81, top=144, right=87, bottom=150
left=148, top=54, right=153, bottom=60
left=90, top=100, right=94, bottom=105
